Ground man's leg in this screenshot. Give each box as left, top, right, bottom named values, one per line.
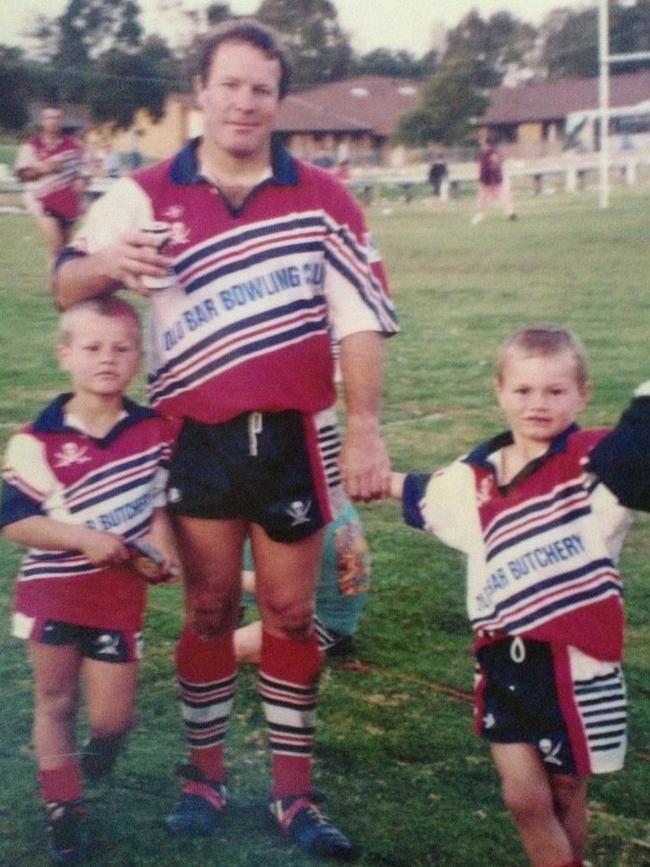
left=166, top=516, right=247, bottom=837
left=253, top=526, right=355, bottom=860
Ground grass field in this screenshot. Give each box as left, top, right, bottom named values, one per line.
left=1, top=187, right=650, bottom=866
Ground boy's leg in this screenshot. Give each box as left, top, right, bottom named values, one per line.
left=29, top=639, right=87, bottom=861
left=81, top=657, right=139, bottom=779
left=491, top=742, right=575, bottom=867
left=549, top=774, right=589, bottom=863
left=29, top=641, right=82, bottom=782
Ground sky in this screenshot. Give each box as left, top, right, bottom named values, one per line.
left=1, top=0, right=594, bottom=56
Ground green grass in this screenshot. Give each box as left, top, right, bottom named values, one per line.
left=1, top=188, right=650, bottom=866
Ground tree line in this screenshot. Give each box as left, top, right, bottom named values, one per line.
left=1, top=0, right=649, bottom=146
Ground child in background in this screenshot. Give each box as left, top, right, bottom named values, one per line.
left=388, top=325, right=633, bottom=867
left=235, top=497, right=370, bottom=663
left=1, top=296, right=180, bottom=864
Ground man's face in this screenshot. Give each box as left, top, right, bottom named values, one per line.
left=41, top=109, right=62, bottom=135
left=196, top=39, right=282, bottom=163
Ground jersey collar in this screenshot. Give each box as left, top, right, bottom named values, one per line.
left=170, top=135, right=299, bottom=187
left=464, top=422, right=580, bottom=470
left=32, top=394, right=156, bottom=446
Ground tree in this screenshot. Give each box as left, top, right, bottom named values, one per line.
left=442, top=10, right=537, bottom=88
left=353, top=48, right=428, bottom=79
left=86, top=46, right=173, bottom=128
left=0, top=46, right=30, bottom=131
left=55, top=0, right=143, bottom=66
left=543, top=0, right=650, bottom=79
left=256, top=0, right=353, bottom=87
left=395, top=63, right=488, bottom=147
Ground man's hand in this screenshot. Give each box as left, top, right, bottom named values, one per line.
left=94, top=230, right=174, bottom=297
left=339, top=422, right=391, bottom=501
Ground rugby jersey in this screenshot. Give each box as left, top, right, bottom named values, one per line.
left=402, top=425, right=632, bottom=662
left=0, top=395, right=174, bottom=630
left=63, top=138, right=398, bottom=423
left=16, top=134, right=84, bottom=221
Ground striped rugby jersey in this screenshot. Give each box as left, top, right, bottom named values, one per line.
left=16, top=133, right=84, bottom=221
left=0, top=395, right=174, bottom=630
left=402, top=425, right=632, bottom=662
left=64, top=139, right=398, bottom=423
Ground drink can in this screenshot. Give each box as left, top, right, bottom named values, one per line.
left=142, top=221, right=175, bottom=289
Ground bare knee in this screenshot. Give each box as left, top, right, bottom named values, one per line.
left=501, top=778, right=553, bottom=827
left=263, top=597, right=314, bottom=640
left=187, top=586, right=240, bottom=637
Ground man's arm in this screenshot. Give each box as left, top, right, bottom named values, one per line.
left=338, top=331, right=391, bottom=501
left=52, top=232, right=174, bottom=308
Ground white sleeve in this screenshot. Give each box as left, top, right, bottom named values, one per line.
left=590, top=481, right=633, bottom=563
left=419, top=461, right=480, bottom=554
left=15, top=142, right=37, bottom=173
left=72, top=177, right=154, bottom=252
left=3, top=433, right=55, bottom=505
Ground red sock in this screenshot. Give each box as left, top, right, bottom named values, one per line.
left=175, top=626, right=237, bottom=784
left=38, top=763, right=83, bottom=804
left=259, top=630, right=321, bottom=800
left=556, top=860, right=584, bottom=867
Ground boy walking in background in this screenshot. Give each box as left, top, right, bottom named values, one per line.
left=388, top=325, right=633, bottom=867
left=1, top=297, right=179, bottom=863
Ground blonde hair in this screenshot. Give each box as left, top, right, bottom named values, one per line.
left=58, top=295, right=142, bottom=346
left=496, top=324, right=589, bottom=387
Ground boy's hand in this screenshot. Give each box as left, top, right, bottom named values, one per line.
left=79, top=529, right=129, bottom=566
left=127, top=539, right=180, bottom=584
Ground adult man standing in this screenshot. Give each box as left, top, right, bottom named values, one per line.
left=15, top=106, right=86, bottom=269
left=53, top=19, right=397, bottom=860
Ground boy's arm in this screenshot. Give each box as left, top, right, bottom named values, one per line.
left=589, top=383, right=650, bottom=510
left=3, top=516, right=128, bottom=566
left=389, top=472, right=406, bottom=499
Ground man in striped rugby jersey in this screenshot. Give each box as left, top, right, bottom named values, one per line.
left=53, top=18, right=396, bottom=861
left=16, top=105, right=87, bottom=269
left=388, top=325, right=635, bottom=867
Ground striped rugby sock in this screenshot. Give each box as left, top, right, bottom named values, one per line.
left=259, top=629, right=321, bottom=800
left=175, top=626, right=237, bottom=784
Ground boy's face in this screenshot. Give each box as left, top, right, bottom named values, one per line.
left=496, top=350, right=591, bottom=448
left=58, top=312, right=142, bottom=399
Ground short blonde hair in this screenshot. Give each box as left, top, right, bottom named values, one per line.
left=496, top=324, right=589, bottom=387
left=58, top=295, right=142, bottom=346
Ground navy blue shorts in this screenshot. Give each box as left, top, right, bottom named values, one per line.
left=474, top=637, right=627, bottom=775
left=168, top=410, right=341, bottom=543
left=34, top=620, right=142, bottom=663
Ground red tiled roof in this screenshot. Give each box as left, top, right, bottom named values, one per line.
left=276, top=94, right=372, bottom=133
left=276, top=75, right=422, bottom=136
left=482, top=69, right=650, bottom=124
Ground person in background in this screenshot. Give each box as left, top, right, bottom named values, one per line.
left=428, top=152, right=448, bottom=199
left=15, top=106, right=87, bottom=269
left=236, top=496, right=370, bottom=663
left=472, top=138, right=516, bottom=224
